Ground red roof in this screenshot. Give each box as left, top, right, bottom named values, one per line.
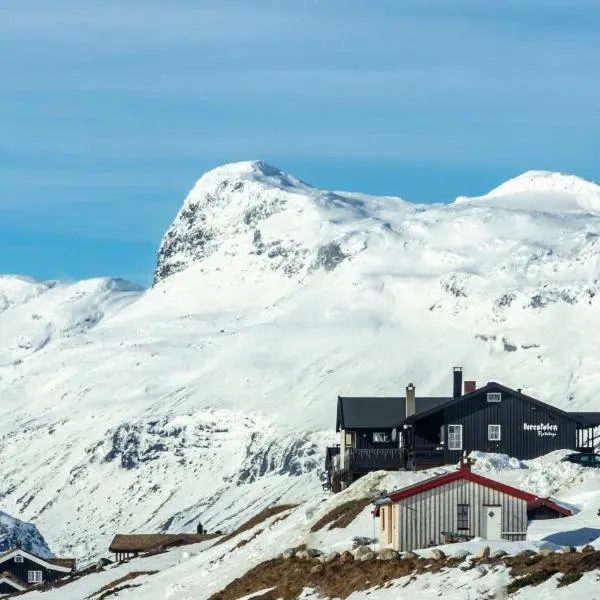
left=527, top=497, right=572, bottom=517
left=384, top=465, right=571, bottom=517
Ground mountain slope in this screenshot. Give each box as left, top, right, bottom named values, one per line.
left=0, top=510, right=53, bottom=557
left=2, top=162, right=600, bottom=560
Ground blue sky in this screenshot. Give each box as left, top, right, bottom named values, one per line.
left=2, top=0, right=600, bottom=285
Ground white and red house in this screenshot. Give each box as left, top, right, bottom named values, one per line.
left=373, top=458, right=571, bottom=551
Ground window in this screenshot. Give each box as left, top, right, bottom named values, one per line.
left=14, top=555, right=23, bottom=563
left=488, top=424, right=501, bottom=441
left=448, top=425, right=463, bottom=450
left=28, top=571, right=43, bottom=584
left=457, top=504, right=470, bottom=530
left=380, top=507, right=386, bottom=530
left=344, top=432, right=355, bottom=448
left=487, top=392, right=502, bottom=403
left=373, top=432, right=390, bottom=443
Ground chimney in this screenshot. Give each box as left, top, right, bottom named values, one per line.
left=464, top=380, right=476, bottom=394
left=406, top=383, right=416, bottom=417
left=452, top=367, right=463, bottom=399
left=459, top=452, right=473, bottom=472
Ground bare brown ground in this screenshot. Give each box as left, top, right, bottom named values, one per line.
left=234, top=529, right=264, bottom=550
left=208, top=555, right=457, bottom=600
left=310, top=498, right=371, bottom=533
left=87, top=571, right=158, bottom=599
left=217, top=505, right=298, bottom=546
left=208, top=550, right=600, bottom=600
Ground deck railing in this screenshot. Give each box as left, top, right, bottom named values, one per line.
left=406, top=444, right=445, bottom=469
left=328, top=444, right=445, bottom=475
left=332, top=448, right=404, bottom=472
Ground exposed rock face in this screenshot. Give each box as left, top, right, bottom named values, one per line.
left=0, top=511, right=53, bottom=558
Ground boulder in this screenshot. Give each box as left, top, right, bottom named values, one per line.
left=474, top=565, right=488, bottom=578
left=579, top=544, right=595, bottom=553
left=306, top=548, right=323, bottom=558
left=296, top=550, right=309, bottom=560
left=491, top=550, right=508, bottom=559
left=353, top=545, right=373, bottom=559
left=340, top=551, right=354, bottom=563
left=325, top=551, right=340, bottom=563
left=352, top=536, right=374, bottom=548
left=474, top=546, right=491, bottom=559
left=359, top=551, right=375, bottom=562
left=453, top=549, right=471, bottom=560
left=282, top=548, right=296, bottom=560
left=378, top=548, right=399, bottom=561
left=517, top=549, right=537, bottom=558
left=310, top=563, right=324, bottom=574
left=538, top=548, right=555, bottom=557
left=429, top=548, right=446, bottom=560
left=402, top=551, right=419, bottom=560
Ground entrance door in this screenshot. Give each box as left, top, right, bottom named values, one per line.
left=483, top=506, right=502, bottom=540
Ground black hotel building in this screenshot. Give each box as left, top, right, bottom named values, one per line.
left=325, top=367, right=600, bottom=492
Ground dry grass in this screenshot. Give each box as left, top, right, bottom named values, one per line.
left=233, top=529, right=264, bottom=551
left=209, top=550, right=600, bottom=600
left=217, top=505, right=298, bottom=546
left=87, top=571, right=158, bottom=599
left=207, top=555, right=456, bottom=600
left=310, top=498, right=371, bottom=533
left=506, top=550, right=600, bottom=593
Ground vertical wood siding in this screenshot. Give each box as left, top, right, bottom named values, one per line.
left=438, top=386, right=576, bottom=463
left=395, top=479, right=528, bottom=551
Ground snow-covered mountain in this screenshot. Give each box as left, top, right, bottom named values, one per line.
left=0, top=510, right=53, bottom=558
left=2, top=161, right=600, bottom=561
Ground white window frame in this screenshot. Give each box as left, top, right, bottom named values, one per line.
left=373, top=432, right=389, bottom=443
left=448, top=425, right=463, bottom=451
left=487, top=392, right=502, bottom=403
left=488, top=424, right=501, bottom=441
left=14, top=555, right=24, bottom=563
left=28, top=571, right=43, bottom=584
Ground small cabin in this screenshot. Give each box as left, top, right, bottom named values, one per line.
left=109, top=533, right=219, bottom=561
left=0, top=546, right=75, bottom=595
left=373, top=459, right=571, bottom=552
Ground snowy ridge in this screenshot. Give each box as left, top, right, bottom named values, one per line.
left=455, top=170, right=600, bottom=213
left=2, top=162, right=600, bottom=562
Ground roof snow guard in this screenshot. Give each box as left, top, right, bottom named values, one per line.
left=373, top=466, right=571, bottom=518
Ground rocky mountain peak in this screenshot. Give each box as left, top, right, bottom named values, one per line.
left=152, top=161, right=365, bottom=286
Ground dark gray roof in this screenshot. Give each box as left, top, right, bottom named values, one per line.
left=403, top=382, right=586, bottom=425
left=568, top=412, right=600, bottom=428
left=336, top=396, right=451, bottom=430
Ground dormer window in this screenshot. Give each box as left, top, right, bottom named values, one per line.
left=14, top=555, right=23, bottom=563
left=487, top=392, right=501, bottom=403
